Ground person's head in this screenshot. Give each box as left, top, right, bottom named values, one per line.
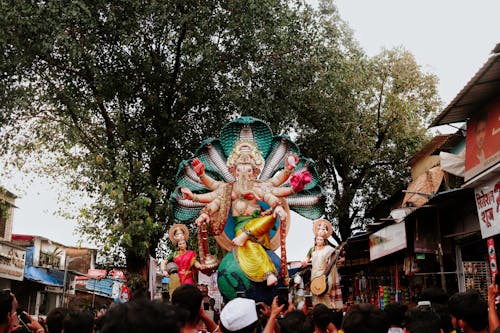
left=220, top=298, right=258, bottom=333
left=171, top=284, right=203, bottom=324
left=342, top=303, right=389, bottom=333
left=313, top=219, right=333, bottom=239
left=448, top=290, right=488, bottom=332
left=101, top=299, right=187, bottom=333
left=474, top=113, right=488, bottom=151
left=0, top=289, right=18, bottom=332
left=279, top=310, right=313, bottom=333
left=317, top=222, right=329, bottom=238
left=46, top=307, right=69, bottom=333
left=197, top=284, right=208, bottom=297
left=312, top=303, right=332, bottom=331
left=169, top=224, right=189, bottom=245
left=331, top=310, right=343, bottom=330
left=227, top=140, right=265, bottom=179
left=403, top=306, right=441, bottom=333
left=177, top=239, right=187, bottom=251
left=383, top=303, right=407, bottom=327
left=315, top=236, right=325, bottom=247
left=62, top=309, right=94, bottom=333
left=419, top=287, right=448, bottom=305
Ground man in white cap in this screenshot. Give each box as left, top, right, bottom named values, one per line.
left=220, top=298, right=259, bottom=333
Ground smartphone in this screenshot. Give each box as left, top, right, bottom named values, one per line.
left=277, top=287, right=289, bottom=307
left=236, top=291, right=246, bottom=298
left=203, top=302, right=210, bottom=311
left=305, top=295, right=313, bottom=309
left=18, top=311, right=31, bottom=330
left=495, top=273, right=500, bottom=286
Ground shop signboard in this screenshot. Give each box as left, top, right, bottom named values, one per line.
left=465, top=100, right=500, bottom=182
left=475, top=178, right=500, bottom=238
left=45, top=285, right=63, bottom=293
left=0, top=242, right=26, bottom=281
left=369, top=222, right=407, bottom=261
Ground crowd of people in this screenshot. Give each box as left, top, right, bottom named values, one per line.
left=2, top=281, right=500, bottom=333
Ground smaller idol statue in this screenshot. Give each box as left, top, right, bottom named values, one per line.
left=305, top=219, right=345, bottom=310
left=162, top=224, right=205, bottom=288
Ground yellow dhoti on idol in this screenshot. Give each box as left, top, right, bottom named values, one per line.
left=233, top=213, right=278, bottom=282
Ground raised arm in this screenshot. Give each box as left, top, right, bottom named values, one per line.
left=192, top=158, right=222, bottom=191
left=180, top=187, right=219, bottom=203
left=267, top=154, right=298, bottom=187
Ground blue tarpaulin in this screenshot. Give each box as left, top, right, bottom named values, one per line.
left=86, top=278, right=114, bottom=297
left=24, top=266, right=63, bottom=287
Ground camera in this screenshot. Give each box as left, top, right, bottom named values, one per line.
left=236, top=291, right=246, bottom=298
left=277, top=287, right=289, bottom=308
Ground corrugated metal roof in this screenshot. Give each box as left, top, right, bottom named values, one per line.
left=430, top=43, right=500, bottom=127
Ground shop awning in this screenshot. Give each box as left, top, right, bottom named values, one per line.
left=24, top=266, right=63, bottom=287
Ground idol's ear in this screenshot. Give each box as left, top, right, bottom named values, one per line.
left=253, top=167, right=261, bottom=177
left=228, top=166, right=236, bottom=175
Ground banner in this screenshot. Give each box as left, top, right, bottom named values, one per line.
left=475, top=178, right=500, bottom=238
left=369, top=223, right=407, bottom=261
left=465, top=100, right=500, bottom=181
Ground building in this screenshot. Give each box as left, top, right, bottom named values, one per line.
left=0, top=188, right=27, bottom=290
left=11, top=234, right=98, bottom=315
left=340, top=43, right=500, bottom=306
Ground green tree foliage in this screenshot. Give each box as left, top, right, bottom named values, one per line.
left=290, top=2, right=441, bottom=241
left=0, top=0, right=333, bottom=288
left=0, top=0, right=440, bottom=288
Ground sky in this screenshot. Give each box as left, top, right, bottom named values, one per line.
left=3, top=1, right=500, bottom=258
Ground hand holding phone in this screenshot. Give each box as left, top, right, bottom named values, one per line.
left=305, top=295, right=313, bottom=310
left=18, top=311, right=31, bottom=330
left=277, top=287, right=289, bottom=308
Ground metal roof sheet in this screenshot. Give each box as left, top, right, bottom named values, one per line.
left=430, top=44, right=500, bottom=127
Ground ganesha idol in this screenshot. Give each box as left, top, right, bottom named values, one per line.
left=171, top=116, right=324, bottom=303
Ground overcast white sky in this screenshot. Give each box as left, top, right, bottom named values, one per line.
left=3, top=1, right=500, bottom=257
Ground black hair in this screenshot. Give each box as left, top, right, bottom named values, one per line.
left=419, top=287, right=448, bottom=305
left=383, top=303, right=407, bottom=327
left=101, top=299, right=187, bottom=333
left=312, top=303, right=332, bottom=331
left=62, top=309, right=94, bottom=333
left=448, top=290, right=488, bottom=332
left=0, top=290, right=13, bottom=325
left=279, top=310, right=313, bottom=333
left=46, top=307, right=69, bottom=333
left=171, top=284, right=203, bottom=324
left=342, top=303, right=389, bottom=333
left=404, top=306, right=441, bottom=333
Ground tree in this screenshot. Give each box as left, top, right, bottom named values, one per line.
left=0, top=0, right=336, bottom=288
left=0, top=0, right=440, bottom=289
left=289, top=1, right=441, bottom=242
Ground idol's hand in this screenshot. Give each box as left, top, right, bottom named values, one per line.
left=285, top=154, right=298, bottom=171
left=181, top=187, right=194, bottom=200
left=273, top=205, right=287, bottom=222
left=196, top=212, right=210, bottom=226
left=192, top=158, right=205, bottom=176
